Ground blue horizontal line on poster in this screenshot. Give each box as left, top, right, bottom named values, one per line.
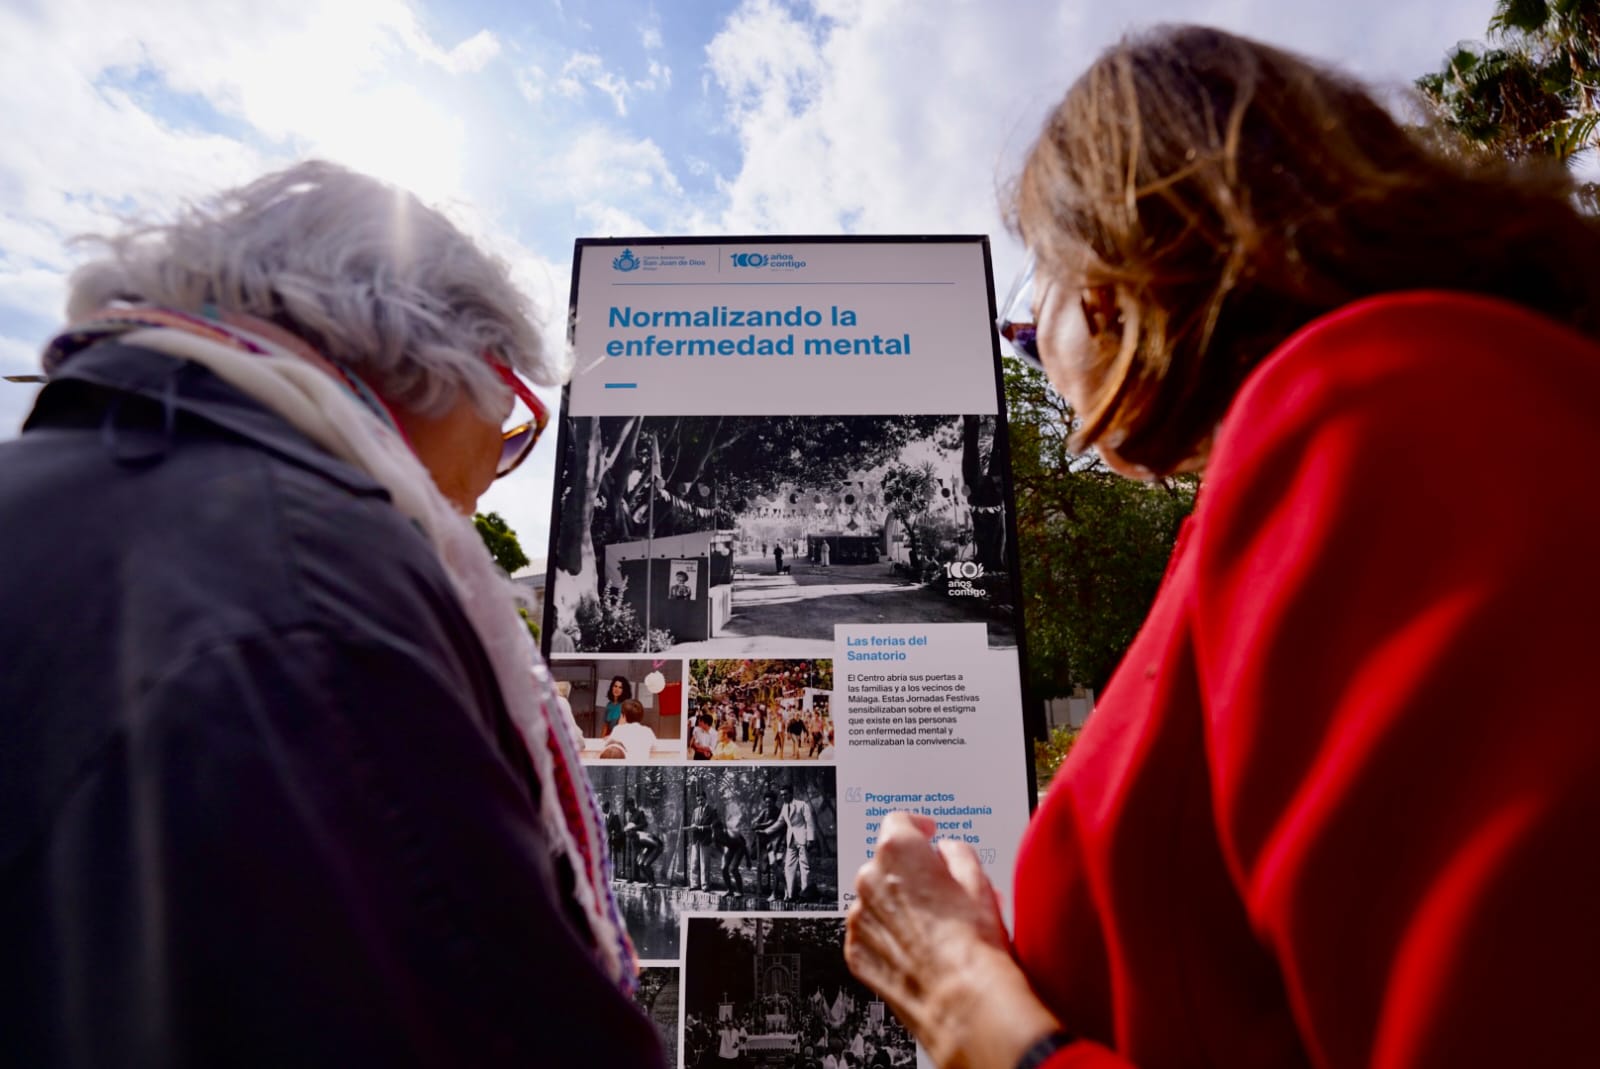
left=603, top=382, right=638, bottom=389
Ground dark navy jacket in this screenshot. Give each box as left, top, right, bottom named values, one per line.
left=0, top=342, right=664, bottom=1068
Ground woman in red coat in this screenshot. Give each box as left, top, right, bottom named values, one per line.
left=845, top=24, right=1600, bottom=1069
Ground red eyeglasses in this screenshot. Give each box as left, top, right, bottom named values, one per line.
left=488, top=359, right=550, bottom=479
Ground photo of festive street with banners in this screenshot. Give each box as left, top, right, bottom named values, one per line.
left=682, top=916, right=918, bottom=1068
left=687, top=658, right=834, bottom=761
left=548, top=413, right=1014, bottom=656
left=588, top=765, right=839, bottom=960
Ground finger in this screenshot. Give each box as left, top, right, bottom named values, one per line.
left=852, top=854, right=881, bottom=895
left=865, top=836, right=947, bottom=897
left=845, top=911, right=923, bottom=1014
left=843, top=939, right=919, bottom=1033
left=881, top=809, right=937, bottom=840
left=937, top=838, right=995, bottom=902
left=845, top=909, right=895, bottom=989
left=848, top=891, right=910, bottom=967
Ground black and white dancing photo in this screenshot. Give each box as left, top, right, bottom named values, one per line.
left=588, top=765, right=839, bottom=959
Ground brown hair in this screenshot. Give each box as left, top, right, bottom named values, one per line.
left=621, top=698, right=646, bottom=724
left=1010, top=24, right=1600, bottom=475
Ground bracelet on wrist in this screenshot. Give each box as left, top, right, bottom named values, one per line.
left=1014, top=1029, right=1077, bottom=1069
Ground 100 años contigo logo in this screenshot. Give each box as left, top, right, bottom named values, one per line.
left=944, top=560, right=987, bottom=598
left=612, top=249, right=640, bottom=272
left=730, top=251, right=807, bottom=270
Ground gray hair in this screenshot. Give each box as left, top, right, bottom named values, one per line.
left=66, top=160, right=564, bottom=419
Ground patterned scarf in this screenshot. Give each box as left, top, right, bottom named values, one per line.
left=45, top=306, right=637, bottom=991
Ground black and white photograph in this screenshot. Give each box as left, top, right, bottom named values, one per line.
left=688, top=659, right=834, bottom=761
left=588, top=765, right=839, bottom=960
left=683, top=916, right=918, bottom=1068
left=670, top=560, right=700, bottom=601
left=549, top=656, right=683, bottom=761
left=634, top=967, right=680, bottom=1069
left=548, top=414, right=1015, bottom=656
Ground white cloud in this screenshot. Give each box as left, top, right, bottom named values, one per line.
left=0, top=265, right=69, bottom=321
left=0, top=333, right=40, bottom=376
left=641, top=25, right=665, bottom=51
left=557, top=52, right=605, bottom=99
left=590, top=70, right=633, bottom=117
left=643, top=59, right=673, bottom=91
left=541, top=127, right=687, bottom=205
left=517, top=63, right=548, bottom=104
left=426, top=28, right=502, bottom=73
left=0, top=0, right=508, bottom=216
left=0, top=0, right=567, bottom=444
left=704, top=0, right=1498, bottom=292
left=550, top=48, right=673, bottom=118
left=576, top=201, right=657, bottom=236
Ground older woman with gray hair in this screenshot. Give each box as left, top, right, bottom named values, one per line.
left=0, top=162, right=664, bottom=1067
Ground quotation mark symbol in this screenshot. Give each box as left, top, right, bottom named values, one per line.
left=977, top=849, right=997, bottom=865
left=845, top=787, right=863, bottom=803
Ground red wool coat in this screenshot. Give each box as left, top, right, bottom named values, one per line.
left=1013, top=292, right=1600, bottom=1069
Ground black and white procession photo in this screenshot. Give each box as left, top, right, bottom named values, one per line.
left=683, top=916, right=918, bottom=1067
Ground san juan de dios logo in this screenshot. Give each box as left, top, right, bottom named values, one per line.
left=612, top=249, right=640, bottom=272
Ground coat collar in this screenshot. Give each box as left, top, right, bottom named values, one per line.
left=26, top=338, right=390, bottom=500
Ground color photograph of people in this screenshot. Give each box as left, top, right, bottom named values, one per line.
left=684, top=917, right=916, bottom=1068
left=550, top=656, right=684, bottom=762
left=689, top=659, right=834, bottom=762
left=588, top=767, right=839, bottom=959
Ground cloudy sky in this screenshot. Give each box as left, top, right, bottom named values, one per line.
left=0, top=0, right=1494, bottom=557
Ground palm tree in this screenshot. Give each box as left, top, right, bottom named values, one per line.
left=1417, top=0, right=1600, bottom=204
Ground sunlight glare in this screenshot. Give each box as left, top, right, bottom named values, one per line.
left=314, top=83, right=466, bottom=205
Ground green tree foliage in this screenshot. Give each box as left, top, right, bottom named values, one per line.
left=690, top=658, right=833, bottom=697
left=517, top=606, right=541, bottom=644
left=473, top=511, right=530, bottom=574
left=473, top=511, right=538, bottom=643
left=880, top=461, right=941, bottom=575
left=1418, top=0, right=1599, bottom=203
left=1033, top=725, right=1080, bottom=793
left=1004, top=357, right=1196, bottom=699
